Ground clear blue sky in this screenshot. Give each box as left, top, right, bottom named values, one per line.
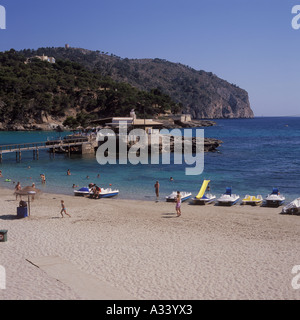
left=0, top=0, right=299, bottom=116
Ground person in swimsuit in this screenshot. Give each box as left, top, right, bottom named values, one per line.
left=154, top=181, right=160, bottom=202
left=92, top=185, right=101, bottom=199
left=176, top=191, right=182, bottom=217
left=41, top=174, right=46, bottom=184
left=60, top=200, right=71, bottom=218
left=15, top=182, right=21, bottom=200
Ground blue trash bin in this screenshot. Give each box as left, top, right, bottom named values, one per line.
left=17, top=207, right=28, bottom=219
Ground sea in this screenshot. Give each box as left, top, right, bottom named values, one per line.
left=0, top=117, right=299, bottom=202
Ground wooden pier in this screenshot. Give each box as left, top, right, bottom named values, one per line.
left=0, top=137, right=97, bottom=162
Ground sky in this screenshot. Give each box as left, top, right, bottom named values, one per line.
left=0, top=0, right=299, bottom=116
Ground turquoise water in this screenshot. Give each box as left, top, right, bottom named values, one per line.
left=0, top=117, right=299, bottom=202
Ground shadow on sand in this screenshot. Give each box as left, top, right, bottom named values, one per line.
left=0, top=214, right=18, bottom=220
left=161, top=213, right=179, bottom=218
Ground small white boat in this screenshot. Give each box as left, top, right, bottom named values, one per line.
left=166, top=191, right=192, bottom=202
left=281, top=197, right=300, bottom=214
left=74, top=187, right=91, bottom=196
left=265, top=188, right=285, bottom=207
left=192, top=193, right=216, bottom=205
left=99, top=188, right=119, bottom=198
left=191, top=180, right=216, bottom=205
left=242, top=195, right=263, bottom=206
left=91, top=187, right=119, bottom=199
left=217, top=187, right=240, bottom=206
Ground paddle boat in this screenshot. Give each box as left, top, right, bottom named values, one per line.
left=217, top=187, right=240, bottom=206
left=166, top=191, right=192, bottom=202
left=191, top=180, right=216, bottom=205
left=281, top=197, right=300, bottom=215
left=93, top=187, right=119, bottom=199
left=242, top=195, right=263, bottom=206
left=264, top=188, right=285, bottom=207
left=74, top=186, right=91, bottom=196
left=192, top=193, right=216, bottom=205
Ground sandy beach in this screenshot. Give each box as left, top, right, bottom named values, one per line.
left=0, top=187, right=299, bottom=300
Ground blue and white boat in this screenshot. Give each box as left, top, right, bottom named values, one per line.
left=97, top=188, right=119, bottom=198
left=265, top=188, right=285, bottom=207
left=217, top=187, right=240, bottom=206
left=192, top=193, right=216, bottom=205
left=166, top=191, right=192, bottom=202
left=191, top=180, right=216, bottom=205
left=74, top=187, right=91, bottom=196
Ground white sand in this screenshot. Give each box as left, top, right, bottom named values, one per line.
left=0, top=187, right=300, bottom=300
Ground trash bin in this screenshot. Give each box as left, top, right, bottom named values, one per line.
left=0, top=230, right=7, bottom=242
left=17, top=206, right=28, bottom=219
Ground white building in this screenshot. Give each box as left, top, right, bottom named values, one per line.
left=25, top=54, right=56, bottom=64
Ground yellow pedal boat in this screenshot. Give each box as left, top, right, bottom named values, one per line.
left=242, top=195, right=263, bottom=206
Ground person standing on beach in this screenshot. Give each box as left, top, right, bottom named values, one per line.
left=154, top=181, right=160, bottom=202
left=60, top=200, right=71, bottom=218
left=31, top=183, right=36, bottom=202
left=15, top=182, right=21, bottom=200
left=176, top=191, right=182, bottom=217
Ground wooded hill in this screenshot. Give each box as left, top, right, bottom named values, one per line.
left=0, top=49, right=182, bottom=129
left=20, top=47, right=254, bottom=119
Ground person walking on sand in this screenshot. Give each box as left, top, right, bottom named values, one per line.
left=154, top=180, right=160, bottom=202
left=60, top=200, right=71, bottom=218
left=176, top=191, right=182, bottom=217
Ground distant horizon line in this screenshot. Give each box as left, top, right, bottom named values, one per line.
left=253, top=115, right=300, bottom=118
